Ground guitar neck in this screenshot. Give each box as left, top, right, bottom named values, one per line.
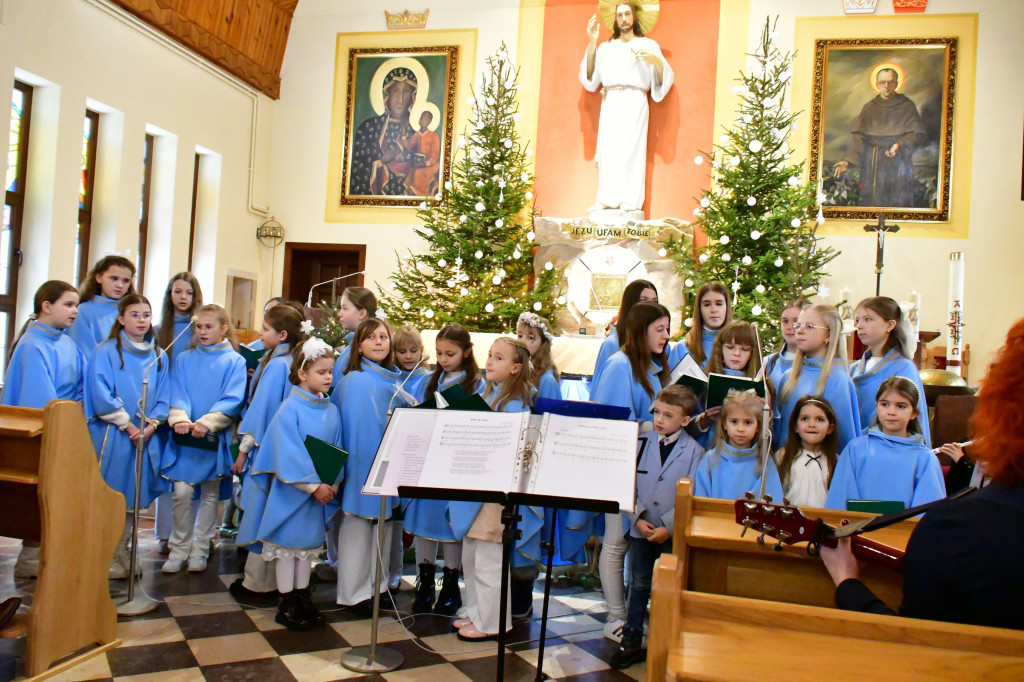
left=824, top=533, right=905, bottom=573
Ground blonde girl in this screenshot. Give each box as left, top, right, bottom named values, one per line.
left=764, top=298, right=810, bottom=390
left=516, top=311, right=561, bottom=401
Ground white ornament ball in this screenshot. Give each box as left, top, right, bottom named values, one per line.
left=460, top=215, right=468, bottom=223
left=495, top=218, right=504, bottom=227
left=457, top=137, right=466, bottom=148
left=402, top=301, right=411, bottom=310
left=722, top=253, right=732, bottom=262
left=492, top=275, right=502, bottom=285
left=700, top=197, right=710, bottom=208
left=748, top=140, right=763, bottom=153
left=684, top=318, right=694, bottom=328
left=694, top=155, right=704, bottom=165
left=444, top=181, right=453, bottom=190
left=720, top=134, right=729, bottom=145
left=755, top=284, right=766, bottom=294
left=791, top=218, right=802, bottom=228
left=461, top=273, right=469, bottom=282
left=788, top=176, right=800, bottom=187
left=693, top=208, right=702, bottom=217
left=751, top=304, right=763, bottom=316
left=684, top=278, right=694, bottom=287
left=435, top=193, right=442, bottom=202
left=747, top=196, right=757, bottom=206
left=499, top=268, right=507, bottom=277
left=425, top=309, right=435, bottom=319
left=426, top=285, right=434, bottom=294
left=544, top=261, right=553, bottom=271
left=521, top=172, right=529, bottom=182
left=742, top=255, right=752, bottom=265
left=475, top=250, right=484, bottom=259
left=475, top=201, right=485, bottom=211
left=446, top=279, right=455, bottom=288
left=719, top=235, right=730, bottom=245
left=460, top=288, right=469, bottom=296
left=742, top=114, right=753, bottom=124
left=467, top=96, right=476, bottom=105
left=750, top=230, right=761, bottom=240
left=774, top=257, right=784, bottom=267
left=513, top=249, right=522, bottom=259
left=533, top=302, right=542, bottom=311
left=526, top=149, right=533, bottom=157
left=699, top=253, right=709, bottom=263
left=525, top=191, right=534, bottom=200
left=438, top=259, right=447, bottom=268
left=504, top=140, right=513, bottom=149
left=730, top=155, right=741, bottom=167
left=556, top=296, right=566, bottom=305
left=658, top=247, right=668, bottom=257
left=485, top=303, right=494, bottom=313
left=527, top=230, right=535, bottom=241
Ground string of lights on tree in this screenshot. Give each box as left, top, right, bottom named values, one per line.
left=379, top=43, right=563, bottom=331
left=664, top=18, right=837, bottom=349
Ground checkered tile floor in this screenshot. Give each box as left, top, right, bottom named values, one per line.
left=1, top=529, right=647, bottom=681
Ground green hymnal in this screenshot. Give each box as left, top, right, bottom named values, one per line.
left=416, top=383, right=471, bottom=410
left=304, top=435, right=348, bottom=486
left=847, top=500, right=906, bottom=514
left=445, top=393, right=493, bottom=412
left=705, top=373, right=767, bottom=409
left=668, top=354, right=709, bottom=395
left=172, top=430, right=220, bottom=452
left=238, top=345, right=266, bottom=371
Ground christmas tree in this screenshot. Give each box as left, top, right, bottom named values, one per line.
left=378, top=44, right=562, bottom=332
left=666, top=18, right=837, bottom=348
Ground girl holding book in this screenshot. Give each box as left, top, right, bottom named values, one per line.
left=450, top=337, right=533, bottom=641
left=332, top=318, right=404, bottom=612
left=86, top=294, right=170, bottom=579
left=850, top=296, right=930, bottom=446
left=825, top=377, right=944, bottom=511
left=684, top=282, right=733, bottom=370
left=696, top=320, right=764, bottom=447
left=161, top=304, right=246, bottom=573
left=775, top=396, right=839, bottom=508
left=590, top=279, right=657, bottom=391
left=69, top=255, right=136, bottom=356
left=245, top=337, right=342, bottom=631
left=775, top=304, right=860, bottom=452
left=405, top=324, right=481, bottom=615
left=695, top=390, right=784, bottom=501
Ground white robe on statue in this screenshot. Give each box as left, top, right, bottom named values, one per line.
left=579, top=37, right=674, bottom=213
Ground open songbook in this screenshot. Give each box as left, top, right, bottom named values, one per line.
left=668, top=354, right=709, bottom=394
left=362, top=408, right=639, bottom=512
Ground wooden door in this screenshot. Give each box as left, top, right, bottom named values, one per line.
left=283, top=243, right=365, bottom=306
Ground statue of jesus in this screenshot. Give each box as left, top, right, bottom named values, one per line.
left=580, top=1, right=674, bottom=218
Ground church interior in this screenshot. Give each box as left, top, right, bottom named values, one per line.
left=1, top=0, right=1023, bottom=680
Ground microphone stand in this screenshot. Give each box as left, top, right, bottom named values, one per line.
left=306, top=271, right=366, bottom=307
left=118, top=317, right=196, bottom=617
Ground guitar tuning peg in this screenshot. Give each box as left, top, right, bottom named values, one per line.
left=773, top=539, right=784, bottom=552
left=763, top=494, right=773, bottom=505
left=745, top=491, right=755, bottom=501
left=756, top=532, right=766, bottom=546
left=783, top=497, right=791, bottom=507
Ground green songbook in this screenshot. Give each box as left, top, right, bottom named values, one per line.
left=238, top=345, right=267, bottom=371
left=415, top=383, right=471, bottom=410
left=304, top=435, right=348, bottom=486
left=172, top=430, right=220, bottom=452
left=705, top=373, right=767, bottom=409
left=847, top=500, right=906, bottom=514
left=668, top=354, right=709, bottom=395
left=446, top=393, right=493, bottom=412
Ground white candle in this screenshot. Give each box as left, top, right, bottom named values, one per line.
left=947, top=253, right=965, bottom=375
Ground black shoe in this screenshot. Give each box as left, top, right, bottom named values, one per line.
left=275, top=592, right=313, bottom=631
left=510, top=577, right=535, bottom=620
left=296, top=586, right=327, bottom=626
left=433, top=566, right=462, bottom=616
left=609, top=630, right=644, bottom=669
left=412, top=562, right=437, bottom=614
left=229, top=578, right=279, bottom=604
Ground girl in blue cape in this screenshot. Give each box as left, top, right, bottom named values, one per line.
left=232, top=304, right=307, bottom=599
left=332, top=317, right=404, bottom=610
left=69, top=255, right=136, bottom=357
left=161, top=304, right=246, bottom=574
left=695, top=389, right=783, bottom=501
left=152, top=272, right=203, bottom=555
left=450, top=337, right=533, bottom=641
left=2, top=281, right=86, bottom=580
left=694, top=320, right=763, bottom=448
left=246, top=337, right=342, bottom=630
left=683, top=282, right=733, bottom=371
left=517, top=311, right=561, bottom=402
left=764, top=298, right=810, bottom=392
left=328, top=286, right=378, bottom=398
left=776, top=304, right=860, bottom=452
left=851, top=296, right=930, bottom=446
left=825, top=377, right=944, bottom=511
left=86, top=294, right=170, bottom=579
left=405, top=324, right=483, bottom=616
left=588, top=302, right=672, bottom=642
left=590, top=279, right=657, bottom=393
left=2, top=281, right=86, bottom=408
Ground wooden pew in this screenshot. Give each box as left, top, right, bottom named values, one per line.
left=647, top=479, right=1024, bottom=681
left=0, top=401, right=123, bottom=678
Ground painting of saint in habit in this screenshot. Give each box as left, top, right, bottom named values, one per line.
left=342, top=49, right=455, bottom=206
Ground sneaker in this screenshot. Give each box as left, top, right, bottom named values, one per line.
left=187, top=556, right=208, bottom=572
left=387, top=575, right=402, bottom=592
left=609, top=637, right=645, bottom=669
left=603, top=617, right=625, bottom=643
left=162, top=558, right=185, bottom=574
left=108, top=559, right=128, bottom=580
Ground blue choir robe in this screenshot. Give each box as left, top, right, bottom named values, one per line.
left=589, top=328, right=620, bottom=393
left=334, top=357, right=404, bottom=520
left=666, top=340, right=691, bottom=373
left=824, top=428, right=945, bottom=511
left=687, top=327, right=720, bottom=371
left=161, top=341, right=246, bottom=492
left=447, top=390, right=532, bottom=554
left=536, top=367, right=561, bottom=402
left=238, top=344, right=293, bottom=454
left=588, top=351, right=663, bottom=423
left=85, top=333, right=171, bottom=508
left=403, top=370, right=483, bottom=544
left=630, top=430, right=704, bottom=538
left=775, top=357, right=861, bottom=453
left=694, top=441, right=784, bottom=502
left=764, top=349, right=794, bottom=394
left=850, top=349, right=931, bottom=447
left=69, top=296, right=120, bottom=356
left=1, top=321, right=87, bottom=407
left=238, top=386, right=343, bottom=553
left=328, top=331, right=356, bottom=397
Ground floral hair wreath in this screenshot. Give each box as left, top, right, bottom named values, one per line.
left=301, top=336, right=335, bottom=364
left=516, top=311, right=555, bottom=344
left=299, top=319, right=315, bottom=335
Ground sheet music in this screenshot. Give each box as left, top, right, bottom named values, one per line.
left=668, top=353, right=708, bottom=386
left=365, top=409, right=439, bottom=496
left=529, top=413, right=638, bottom=512
left=416, top=411, right=529, bottom=493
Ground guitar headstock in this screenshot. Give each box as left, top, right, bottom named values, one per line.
left=733, top=492, right=819, bottom=551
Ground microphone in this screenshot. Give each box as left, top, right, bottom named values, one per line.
left=388, top=357, right=429, bottom=416
left=144, top=314, right=199, bottom=375
left=306, top=271, right=366, bottom=307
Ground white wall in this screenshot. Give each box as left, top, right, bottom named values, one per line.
left=0, top=0, right=274, bottom=322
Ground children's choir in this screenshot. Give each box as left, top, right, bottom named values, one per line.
left=0, top=263, right=959, bottom=663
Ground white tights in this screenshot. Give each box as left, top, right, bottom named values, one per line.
left=414, top=537, right=463, bottom=568
left=599, top=512, right=628, bottom=621
left=275, top=556, right=312, bottom=594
